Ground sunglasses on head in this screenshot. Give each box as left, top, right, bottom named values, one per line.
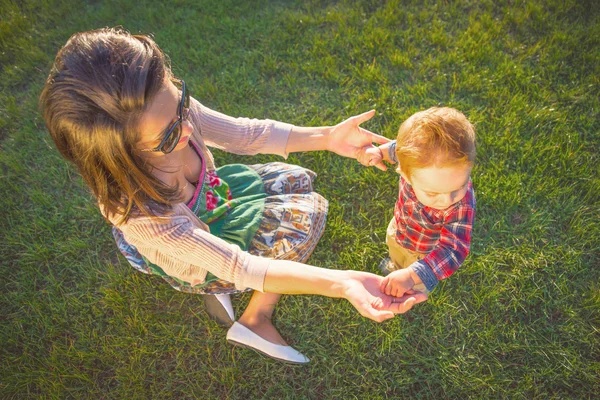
left=140, top=79, right=190, bottom=154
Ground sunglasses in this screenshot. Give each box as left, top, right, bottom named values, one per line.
left=141, top=79, right=190, bottom=154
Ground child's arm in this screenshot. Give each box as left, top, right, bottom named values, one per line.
left=377, top=140, right=397, bottom=164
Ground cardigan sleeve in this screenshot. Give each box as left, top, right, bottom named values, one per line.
left=122, top=213, right=271, bottom=291
left=188, top=97, right=293, bottom=158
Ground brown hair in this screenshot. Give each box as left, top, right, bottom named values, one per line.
left=395, top=107, right=476, bottom=179
left=39, top=27, right=179, bottom=224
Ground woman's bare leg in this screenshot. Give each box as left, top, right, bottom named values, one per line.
left=237, top=291, right=287, bottom=345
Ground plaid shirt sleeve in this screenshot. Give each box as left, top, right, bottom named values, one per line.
left=411, top=185, right=475, bottom=291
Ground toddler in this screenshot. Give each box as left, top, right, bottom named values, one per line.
left=360, top=107, right=476, bottom=296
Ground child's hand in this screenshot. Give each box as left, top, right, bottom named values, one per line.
left=356, top=146, right=386, bottom=171
left=380, top=269, right=421, bottom=298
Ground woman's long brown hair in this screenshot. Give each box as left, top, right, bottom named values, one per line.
left=40, top=27, right=181, bottom=224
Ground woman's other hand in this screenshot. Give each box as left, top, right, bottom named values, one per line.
left=327, top=110, right=390, bottom=171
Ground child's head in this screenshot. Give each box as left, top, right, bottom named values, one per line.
left=39, top=28, right=179, bottom=222
left=395, top=107, right=475, bottom=210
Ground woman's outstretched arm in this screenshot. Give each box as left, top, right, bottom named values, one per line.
left=263, top=259, right=428, bottom=322
left=122, top=210, right=427, bottom=321
left=284, top=110, right=390, bottom=171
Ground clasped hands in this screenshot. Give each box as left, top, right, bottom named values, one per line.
left=326, top=109, right=390, bottom=171
left=327, top=109, right=394, bottom=171
left=342, top=270, right=428, bottom=323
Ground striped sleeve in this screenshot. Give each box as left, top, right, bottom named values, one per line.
left=123, top=214, right=271, bottom=291
left=189, top=97, right=293, bottom=158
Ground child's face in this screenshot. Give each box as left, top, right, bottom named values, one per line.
left=401, top=163, right=472, bottom=210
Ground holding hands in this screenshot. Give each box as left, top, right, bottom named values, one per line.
left=356, top=137, right=396, bottom=171
left=289, top=110, right=428, bottom=315
left=288, top=109, right=394, bottom=172
left=341, top=270, right=428, bottom=322
left=326, top=111, right=428, bottom=313
left=380, top=268, right=425, bottom=298
left=326, top=110, right=390, bottom=171
left=356, top=146, right=386, bottom=170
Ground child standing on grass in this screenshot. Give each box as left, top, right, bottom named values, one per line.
left=359, top=107, right=476, bottom=296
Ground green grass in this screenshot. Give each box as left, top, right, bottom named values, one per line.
left=1, top=0, right=599, bottom=398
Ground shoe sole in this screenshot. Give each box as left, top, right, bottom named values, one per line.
left=227, top=339, right=309, bottom=365
left=203, top=296, right=234, bottom=328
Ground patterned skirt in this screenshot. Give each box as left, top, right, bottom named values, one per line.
left=113, top=162, right=328, bottom=295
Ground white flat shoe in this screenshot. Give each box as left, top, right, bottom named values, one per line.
left=226, top=322, right=310, bottom=364
left=203, top=294, right=235, bottom=327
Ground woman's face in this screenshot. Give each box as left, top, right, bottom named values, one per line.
left=137, top=79, right=194, bottom=156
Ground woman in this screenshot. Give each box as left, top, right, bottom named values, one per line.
left=39, top=28, right=426, bottom=364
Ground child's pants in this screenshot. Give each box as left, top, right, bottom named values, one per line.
left=386, top=217, right=429, bottom=293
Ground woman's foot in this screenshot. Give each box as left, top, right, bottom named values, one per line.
left=236, top=313, right=288, bottom=346
left=226, top=322, right=309, bottom=364
left=228, top=290, right=309, bottom=364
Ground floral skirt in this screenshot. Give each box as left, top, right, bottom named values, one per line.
left=112, top=162, right=328, bottom=295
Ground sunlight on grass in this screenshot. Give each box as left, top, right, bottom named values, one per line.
left=1, top=0, right=598, bottom=397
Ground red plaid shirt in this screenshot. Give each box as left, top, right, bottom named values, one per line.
left=394, top=176, right=475, bottom=289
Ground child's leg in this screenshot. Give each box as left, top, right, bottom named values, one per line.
left=385, top=218, right=410, bottom=270
left=237, top=291, right=288, bottom=345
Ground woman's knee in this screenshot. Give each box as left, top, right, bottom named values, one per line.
left=256, top=162, right=317, bottom=195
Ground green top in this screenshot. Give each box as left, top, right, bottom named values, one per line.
left=142, top=142, right=266, bottom=287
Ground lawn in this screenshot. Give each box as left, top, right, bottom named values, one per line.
left=1, top=0, right=598, bottom=398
